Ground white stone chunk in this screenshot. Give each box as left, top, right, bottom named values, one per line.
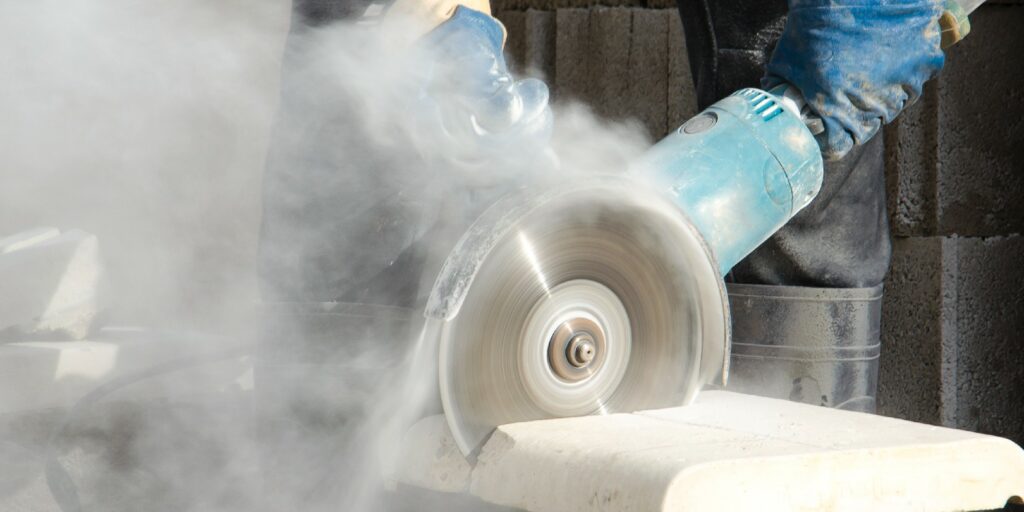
left=469, top=391, right=1024, bottom=512
left=0, top=327, right=249, bottom=415
left=392, top=414, right=473, bottom=493
left=0, top=228, right=109, bottom=339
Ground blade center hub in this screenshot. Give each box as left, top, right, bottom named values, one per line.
left=567, top=335, right=596, bottom=367
left=548, top=317, right=606, bottom=381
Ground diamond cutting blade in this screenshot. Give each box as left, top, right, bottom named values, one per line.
left=434, top=181, right=729, bottom=456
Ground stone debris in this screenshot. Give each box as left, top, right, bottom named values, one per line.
left=392, top=414, right=473, bottom=493
left=0, top=228, right=109, bottom=340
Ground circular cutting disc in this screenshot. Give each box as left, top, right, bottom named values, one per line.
left=437, top=182, right=728, bottom=456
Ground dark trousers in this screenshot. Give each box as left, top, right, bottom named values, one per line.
left=259, top=0, right=440, bottom=306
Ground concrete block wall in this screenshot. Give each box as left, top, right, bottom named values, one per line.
left=496, top=2, right=1024, bottom=443
left=495, top=7, right=698, bottom=140
left=878, top=4, right=1024, bottom=444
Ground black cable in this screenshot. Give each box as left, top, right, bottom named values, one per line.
left=43, top=344, right=254, bottom=512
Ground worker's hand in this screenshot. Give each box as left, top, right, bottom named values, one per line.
left=415, top=6, right=553, bottom=167
left=763, top=0, right=946, bottom=161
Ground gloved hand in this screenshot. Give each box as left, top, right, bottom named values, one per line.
left=414, top=6, right=553, bottom=168
left=763, top=0, right=946, bottom=161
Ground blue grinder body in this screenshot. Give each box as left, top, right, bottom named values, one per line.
left=632, top=88, right=824, bottom=274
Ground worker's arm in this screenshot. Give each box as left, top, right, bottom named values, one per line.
left=763, top=0, right=946, bottom=161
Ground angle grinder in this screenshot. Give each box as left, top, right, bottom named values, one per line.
left=424, top=0, right=987, bottom=459
left=426, top=86, right=824, bottom=456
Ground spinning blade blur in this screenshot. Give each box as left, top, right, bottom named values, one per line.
left=429, top=85, right=830, bottom=457
left=427, top=181, right=729, bottom=456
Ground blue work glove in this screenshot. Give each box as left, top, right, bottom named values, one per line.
left=763, top=0, right=946, bottom=161
left=416, top=6, right=553, bottom=168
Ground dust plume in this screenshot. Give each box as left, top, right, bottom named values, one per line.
left=0, top=0, right=649, bottom=511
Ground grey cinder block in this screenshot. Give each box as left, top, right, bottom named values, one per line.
left=884, top=83, right=940, bottom=238
left=586, top=7, right=633, bottom=120
left=953, top=235, right=1024, bottom=443
left=496, top=11, right=526, bottom=72
left=523, top=10, right=556, bottom=81
left=554, top=8, right=590, bottom=101
left=498, top=10, right=555, bottom=81
left=645, top=0, right=677, bottom=9
left=667, top=9, right=697, bottom=132
left=626, top=9, right=669, bottom=139
left=492, top=0, right=644, bottom=12
left=552, top=7, right=687, bottom=140
left=879, top=234, right=1024, bottom=446
left=509, top=8, right=695, bottom=140
left=878, top=236, right=956, bottom=425
left=886, top=4, right=1024, bottom=238
left=934, top=5, right=1024, bottom=237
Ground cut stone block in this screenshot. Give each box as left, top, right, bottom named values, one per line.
left=0, top=229, right=109, bottom=340
left=468, top=391, right=1024, bottom=512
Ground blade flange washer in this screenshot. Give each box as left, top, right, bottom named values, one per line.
left=548, top=317, right=606, bottom=381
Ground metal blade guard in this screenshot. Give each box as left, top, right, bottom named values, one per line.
left=428, top=88, right=824, bottom=456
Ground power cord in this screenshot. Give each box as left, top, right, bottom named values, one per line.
left=43, top=344, right=254, bottom=512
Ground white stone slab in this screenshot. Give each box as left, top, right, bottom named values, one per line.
left=0, top=228, right=109, bottom=339
left=457, top=391, right=1024, bottom=512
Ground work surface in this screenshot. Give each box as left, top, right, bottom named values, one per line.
left=399, top=391, right=1024, bottom=512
